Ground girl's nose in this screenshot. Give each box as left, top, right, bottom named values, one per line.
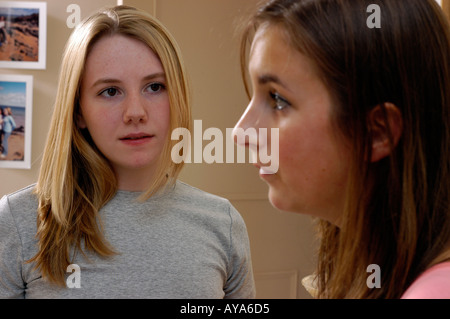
left=232, top=100, right=260, bottom=148
left=123, top=94, right=148, bottom=124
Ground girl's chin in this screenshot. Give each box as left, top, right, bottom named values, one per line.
left=267, top=187, right=291, bottom=212
left=267, top=186, right=306, bottom=215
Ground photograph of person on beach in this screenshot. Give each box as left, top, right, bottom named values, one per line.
left=0, top=81, right=25, bottom=162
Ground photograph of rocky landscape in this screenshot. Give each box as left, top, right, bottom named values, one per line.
left=0, top=6, right=39, bottom=63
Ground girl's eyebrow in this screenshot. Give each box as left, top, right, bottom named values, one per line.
left=91, top=72, right=166, bottom=88
left=258, top=74, right=291, bottom=92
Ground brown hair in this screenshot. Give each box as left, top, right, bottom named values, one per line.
left=30, top=6, right=191, bottom=286
left=241, top=0, right=450, bottom=298
left=443, top=0, right=450, bottom=19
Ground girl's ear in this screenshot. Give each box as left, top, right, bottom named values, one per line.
left=369, top=103, right=403, bottom=162
left=76, top=110, right=87, bottom=129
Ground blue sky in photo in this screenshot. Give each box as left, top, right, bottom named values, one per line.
left=0, top=81, right=26, bottom=108
left=0, top=7, right=39, bottom=17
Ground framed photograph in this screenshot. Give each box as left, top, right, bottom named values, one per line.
left=0, top=74, right=33, bottom=169
left=0, top=1, right=46, bottom=69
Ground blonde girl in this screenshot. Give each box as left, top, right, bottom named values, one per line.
left=0, top=5, right=254, bottom=299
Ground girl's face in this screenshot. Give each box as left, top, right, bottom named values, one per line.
left=234, top=25, right=350, bottom=224
left=79, top=34, right=171, bottom=191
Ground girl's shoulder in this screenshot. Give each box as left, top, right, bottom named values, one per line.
left=402, top=262, right=450, bottom=299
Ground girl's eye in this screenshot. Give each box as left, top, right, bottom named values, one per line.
left=146, top=82, right=166, bottom=93
left=270, top=92, right=290, bottom=111
left=99, top=87, right=120, bottom=98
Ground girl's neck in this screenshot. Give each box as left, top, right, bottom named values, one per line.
left=115, top=166, right=156, bottom=192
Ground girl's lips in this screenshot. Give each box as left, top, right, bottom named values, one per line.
left=253, top=163, right=277, bottom=176
left=259, top=166, right=277, bottom=175
left=120, top=132, right=153, bottom=140
left=119, top=133, right=154, bottom=145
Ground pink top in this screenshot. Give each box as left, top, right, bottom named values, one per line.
left=401, top=262, right=450, bottom=299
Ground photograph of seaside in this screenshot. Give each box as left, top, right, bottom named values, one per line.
left=0, top=6, right=39, bottom=62
left=0, top=75, right=33, bottom=169
left=0, top=1, right=46, bottom=69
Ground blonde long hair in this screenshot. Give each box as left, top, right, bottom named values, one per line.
left=30, top=5, right=191, bottom=286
